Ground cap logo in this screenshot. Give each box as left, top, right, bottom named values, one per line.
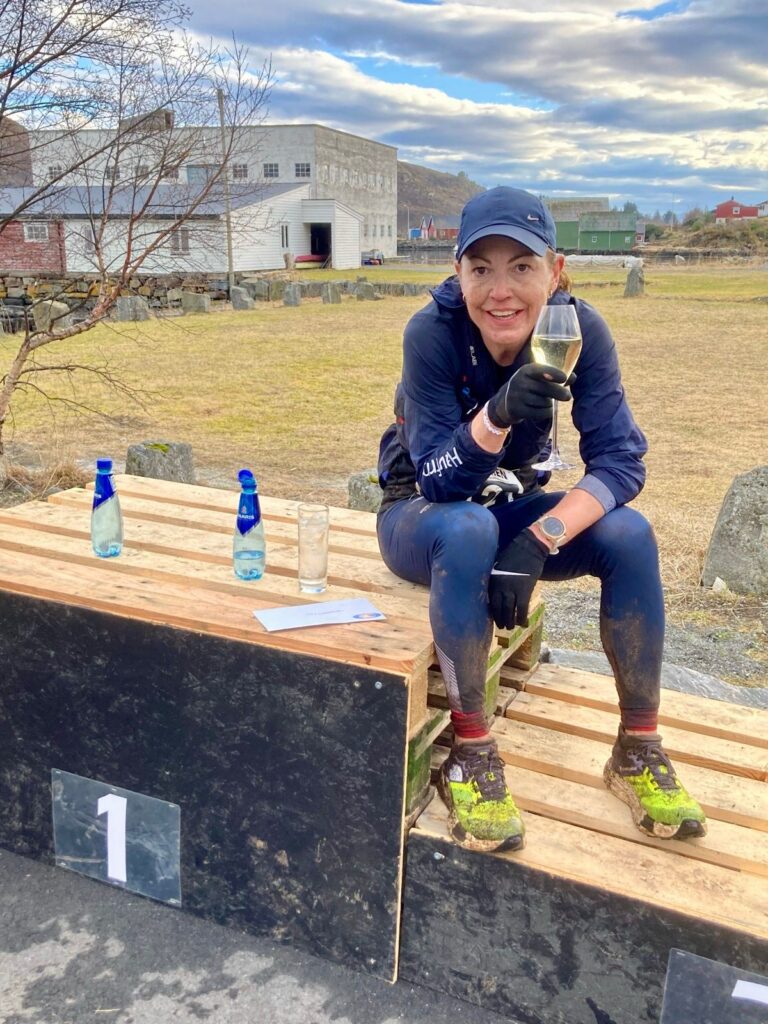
left=526, top=214, right=540, bottom=221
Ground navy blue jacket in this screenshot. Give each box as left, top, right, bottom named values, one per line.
left=378, top=276, right=647, bottom=510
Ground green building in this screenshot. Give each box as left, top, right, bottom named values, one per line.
left=575, top=212, right=641, bottom=252
left=542, top=197, right=643, bottom=252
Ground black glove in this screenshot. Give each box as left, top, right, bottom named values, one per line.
left=488, top=528, right=550, bottom=629
left=487, top=364, right=575, bottom=427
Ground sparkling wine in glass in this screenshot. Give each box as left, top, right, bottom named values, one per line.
left=530, top=305, right=582, bottom=472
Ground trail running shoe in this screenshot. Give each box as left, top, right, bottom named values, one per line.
left=603, top=728, right=707, bottom=839
left=437, top=741, right=525, bottom=853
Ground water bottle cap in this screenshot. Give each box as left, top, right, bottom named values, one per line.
left=238, top=468, right=256, bottom=485
left=96, top=458, right=113, bottom=472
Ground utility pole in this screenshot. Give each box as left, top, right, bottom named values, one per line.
left=216, top=87, right=235, bottom=295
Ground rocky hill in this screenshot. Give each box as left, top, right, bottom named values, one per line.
left=397, top=161, right=484, bottom=236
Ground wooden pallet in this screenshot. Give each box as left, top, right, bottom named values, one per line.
left=402, top=661, right=768, bottom=1022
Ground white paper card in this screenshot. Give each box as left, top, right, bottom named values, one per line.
left=254, top=597, right=386, bottom=632
left=732, top=980, right=768, bottom=1006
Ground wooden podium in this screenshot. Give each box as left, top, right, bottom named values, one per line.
left=0, top=477, right=765, bottom=1021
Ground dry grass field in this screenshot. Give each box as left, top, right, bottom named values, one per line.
left=3, top=262, right=767, bottom=676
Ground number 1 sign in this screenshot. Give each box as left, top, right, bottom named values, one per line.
left=51, top=769, right=181, bottom=905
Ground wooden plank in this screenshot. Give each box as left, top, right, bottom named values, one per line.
left=414, top=798, right=768, bottom=940
left=0, top=545, right=433, bottom=682
left=515, top=662, right=768, bottom=750
left=430, top=747, right=768, bottom=880
left=93, top=474, right=381, bottom=536
left=49, top=488, right=384, bottom=557
left=0, top=502, right=433, bottom=617
left=504, top=689, right=768, bottom=782
left=0, top=518, right=431, bottom=622
left=490, top=716, right=768, bottom=832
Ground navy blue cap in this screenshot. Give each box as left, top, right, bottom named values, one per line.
left=456, top=187, right=556, bottom=260
left=96, top=458, right=112, bottom=472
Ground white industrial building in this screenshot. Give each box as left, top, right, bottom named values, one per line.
left=24, top=122, right=398, bottom=268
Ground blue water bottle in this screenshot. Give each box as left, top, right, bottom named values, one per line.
left=233, top=469, right=266, bottom=580
left=91, top=458, right=123, bottom=558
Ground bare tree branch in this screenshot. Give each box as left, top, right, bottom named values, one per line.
left=0, top=0, right=272, bottom=470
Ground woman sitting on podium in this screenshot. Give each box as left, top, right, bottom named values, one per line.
left=376, top=186, right=706, bottom=853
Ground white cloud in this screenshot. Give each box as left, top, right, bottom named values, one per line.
left=186, top=0, right=768, bottom=208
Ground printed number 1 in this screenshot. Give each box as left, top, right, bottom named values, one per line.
left=97, top=793, right=127, bottom=882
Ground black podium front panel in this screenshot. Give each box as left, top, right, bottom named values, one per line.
left=0, top=591, right=408, bottom=980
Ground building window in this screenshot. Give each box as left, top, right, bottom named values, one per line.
left=263, top=162, right=279, bottom=178
left=372, top=224, right=376, bottom=238
left=48, top=165, right=63, bottom=181
left=280, top=224, right=289, bottom=248
left=388, top=224, right=392, bottom=238
left=232, top=163, right=248, bottom=180
left=24, top=222, right=49, bottom=242
left=295, top=162, right=311, bottom=178
left=363, top=223, right=368, bottom=237
left=187, top=164, right=217, bottom=184
left=591, top=235, right=598, bottom=243
left=733, top=206, right=740, bottom=214
left=135, top=163, right=150, bottom=178
left=170, top=226, right=190, bottom=254
left=162, top=165, right=179, bottom=181
left=105, top=162, right=120, bottom=181
left=380, top=224, right=385, bottom=238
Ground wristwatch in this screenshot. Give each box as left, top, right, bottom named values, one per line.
left=535, top=515, right=567, bottom=553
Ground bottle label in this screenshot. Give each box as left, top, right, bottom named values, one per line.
left=237, top=494, right=261, bottom=536
left=93, top=475, right=116, bottom=510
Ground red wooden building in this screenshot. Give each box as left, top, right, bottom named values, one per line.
left=713, top=197, right=759, bottom=223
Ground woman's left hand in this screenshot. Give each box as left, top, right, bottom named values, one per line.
left=488, top=529, right=550, bottom=629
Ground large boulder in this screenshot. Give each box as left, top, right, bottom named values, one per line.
left=702, top=466, right=768, bottom=596
left=230, top=286, right=254, bottom=310
left=623, top=265, right=645, bottom=297
left=125, top=441, right=195, bottom=484
left=115, top=296, right=151, bottom=321
left=32, top=299, right=71, bottom=332
left=283, top=283, right=301, bottom=307
left=241, top=278, right=270, bottom=301
left=348, top=468, right=382, bottom=513
left=321, top=282, right=342, bottom=304
left=181, top=291, right=210, bottom=314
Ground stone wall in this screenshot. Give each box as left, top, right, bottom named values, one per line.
left=0, top=270, right=432, bottom=310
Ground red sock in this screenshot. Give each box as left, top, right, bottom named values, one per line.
left=451, top=710, right=488, bottom=740
left=621, top=708, right=659, bottom=733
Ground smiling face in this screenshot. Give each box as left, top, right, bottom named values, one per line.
left=455, top=236, right=564, bottom=365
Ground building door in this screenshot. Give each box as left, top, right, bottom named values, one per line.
left=310, top=223, right=331, bottom=257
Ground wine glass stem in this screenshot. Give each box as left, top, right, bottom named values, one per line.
left=550, top=399, right=560, bottom=457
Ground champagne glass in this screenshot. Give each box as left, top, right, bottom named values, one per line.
left=530, top=305, right=582, bottom=472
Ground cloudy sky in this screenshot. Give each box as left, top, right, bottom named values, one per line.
left=190, top=0, right=767, bottom=215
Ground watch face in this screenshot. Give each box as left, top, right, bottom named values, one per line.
left=541, top=516, right=566, bottom=540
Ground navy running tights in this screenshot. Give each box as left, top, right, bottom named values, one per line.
left=377, top=490, right=665, bottom=719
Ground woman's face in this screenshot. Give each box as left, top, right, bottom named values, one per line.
left=455, top=236, right=564, bottom=364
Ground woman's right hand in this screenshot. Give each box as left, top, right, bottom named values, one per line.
left=486, top=364, right=573, bottom=427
